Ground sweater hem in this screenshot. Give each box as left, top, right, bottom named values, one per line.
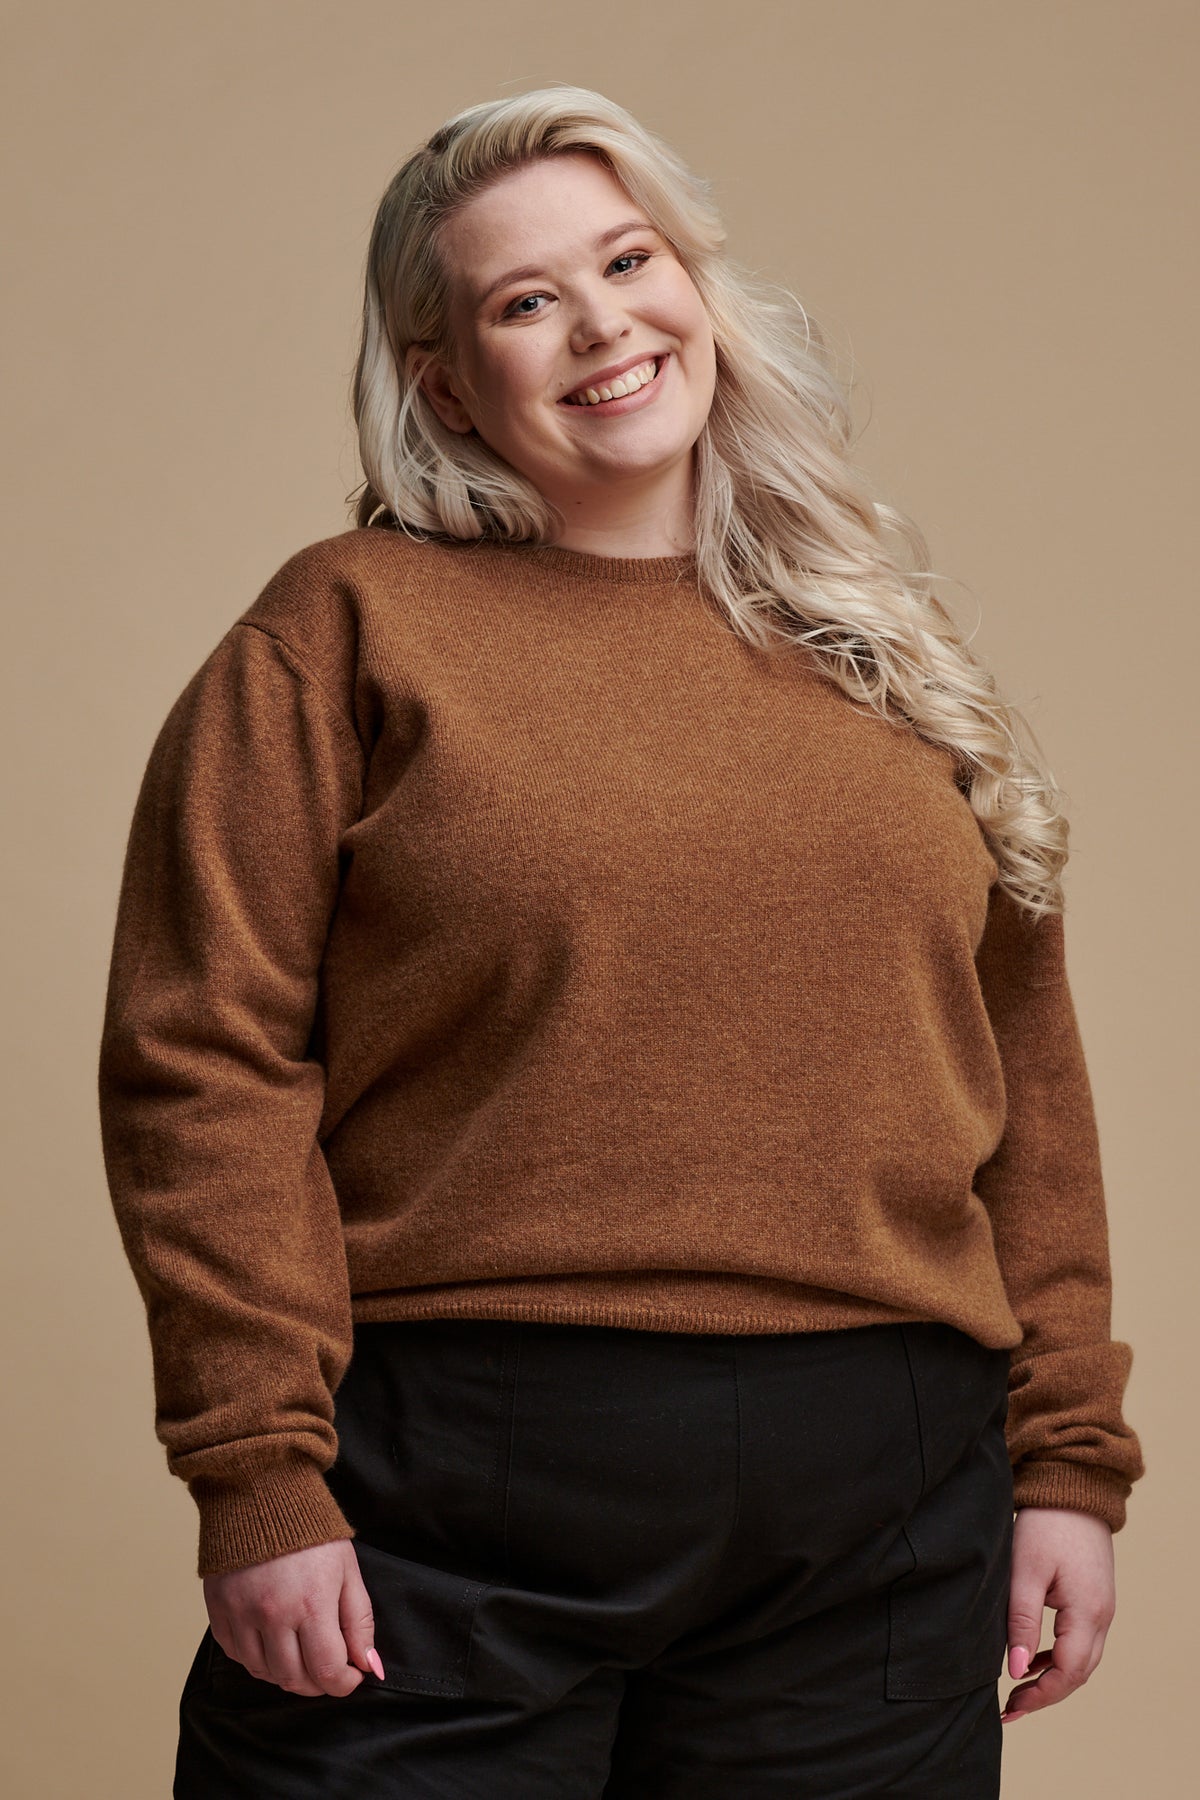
left=1012, top=1457, right=1134, bottom=1534
left=346, top=1283, right=1026, bottom=1351
left=189, top=1456, right=355, bottom=1579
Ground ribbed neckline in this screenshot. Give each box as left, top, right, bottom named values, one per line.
left=484, top=537, right=698, bottom=584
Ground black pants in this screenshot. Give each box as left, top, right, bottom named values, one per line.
left=175, top=1316, right=1014, bottom=1797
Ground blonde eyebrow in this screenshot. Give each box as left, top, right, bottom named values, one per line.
left=475, top=220, right=659, bottom=310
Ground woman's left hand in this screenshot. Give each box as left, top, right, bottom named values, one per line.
left=1002, top=1505, right=1116, bottom=1723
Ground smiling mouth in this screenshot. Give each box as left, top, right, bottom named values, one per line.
left=559, top=355, right=667, bottom=408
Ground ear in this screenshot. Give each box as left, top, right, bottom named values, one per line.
left=418, top=358, right=475, bottom=435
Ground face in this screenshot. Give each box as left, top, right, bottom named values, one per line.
left=419, top=152, right=717, bottom=534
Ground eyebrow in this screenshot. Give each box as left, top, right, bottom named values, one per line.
left=475, top=220, right=660, bottom=310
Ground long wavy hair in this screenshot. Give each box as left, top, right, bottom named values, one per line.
left=348, top=85, right=1072, bottom=919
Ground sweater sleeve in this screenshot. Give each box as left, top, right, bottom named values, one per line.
left=97, top=619, right=365, bottom=1577
left=972, top=880, right=1145, bottom=1532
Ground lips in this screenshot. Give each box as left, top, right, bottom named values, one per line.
left=559, top=353, right=666, bottom=405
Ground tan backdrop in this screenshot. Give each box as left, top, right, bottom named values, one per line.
left=3, top=1, right=1192, bottom=1793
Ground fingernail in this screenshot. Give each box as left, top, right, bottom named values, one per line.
left=366, top=1648, right=385, bottom=1679
left=1009, top=1645, right=1031, bottom=1678
left=1003, top=1711, right=1027, bottom=1723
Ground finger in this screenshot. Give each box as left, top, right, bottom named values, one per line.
left=230, top=1625, right=277, bottom=1685
left=1001, top=1656, right=1059, bottom=1720
left=1007, top=1584, right=1048, bottom=1680
left=1003, top=1611, right=1097, bottom=1719
left=206, top=1606, right=236, bottom=1663
left=339, top=1562, right=383, bottom=1681
left=296, top=1613, right=364, bottom=1699
left=259, top=1624, right=331, bottom=1697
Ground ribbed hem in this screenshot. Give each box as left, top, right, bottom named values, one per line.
left=190, top=1456, right=356, bottom=1577
left=1012, top=1458, right=1133, bottom=1533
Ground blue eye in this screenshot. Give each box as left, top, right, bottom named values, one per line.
left=501, top=250, right=652, bottom=319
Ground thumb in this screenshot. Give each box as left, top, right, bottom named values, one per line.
left=339, top=1556, right=385, bottom=1681
left=1007, top=1576, right=1047, bottom=1680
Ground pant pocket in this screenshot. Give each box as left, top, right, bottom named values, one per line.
left=351, top=1538, right=492, bottom=1698
left=201, top=1539, right=491, bottom=1706
left=885, top=1323, right=1014, bottom=1701
left=323, top=1318, right=517, bottom=1586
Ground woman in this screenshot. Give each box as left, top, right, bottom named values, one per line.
left=98, top=86, right=1145, bottom=1797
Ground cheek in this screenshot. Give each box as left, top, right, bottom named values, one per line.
left=685, top=294, right=715, bottom=353
left=492, top=352, right=557, bottom=427
left=675, top=294, right=715, bottom=378
left=460, top=339, right=527, bottom=417
left=671, top=290, right=715, bottom=369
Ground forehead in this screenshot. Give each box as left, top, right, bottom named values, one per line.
left=441, top=156, right=656, bottom=308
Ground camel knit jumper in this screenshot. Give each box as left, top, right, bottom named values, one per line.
left=97, top=526, right=1145, bottom=1577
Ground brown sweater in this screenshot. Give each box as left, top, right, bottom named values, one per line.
left=97, top=526, right=1145, bottom=1576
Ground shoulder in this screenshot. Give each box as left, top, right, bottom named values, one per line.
left=215, top=525, right=506, bottom=727
left=229, top=524, right=471, bottom=682
left=239, top=525, right=447, bottom=626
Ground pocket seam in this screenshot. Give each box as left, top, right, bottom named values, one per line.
left=885, top=1327, right=1012, bottom=1702
left=353, top=1540, right=492, bottom=1700
left=897, top=1323, right=931, bottom=1506
left=374, top=1576, right=491, bottom=1697
left=492, top=1325, right=521, bottom=1588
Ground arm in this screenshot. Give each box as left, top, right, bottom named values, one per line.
left=972, top=879, right=1145, bottom=1531
left=97, top=619, right=365, bottom=1577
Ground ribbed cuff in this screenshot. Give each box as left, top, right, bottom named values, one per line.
left=1012, top=1458, right=1133, bottom=1533
left=189, top=1455, right=356, bottom=1577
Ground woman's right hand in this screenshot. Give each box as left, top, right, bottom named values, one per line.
left=203, top=1538, right=385, bottom=1697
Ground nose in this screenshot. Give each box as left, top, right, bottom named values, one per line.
left=568, top=291, right=631, bottom=354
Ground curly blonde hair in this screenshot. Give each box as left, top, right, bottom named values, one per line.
left=348, top=84, right=1072, bottom=919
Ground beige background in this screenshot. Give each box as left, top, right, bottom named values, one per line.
left=3, top=1, right=1193, bottom=1793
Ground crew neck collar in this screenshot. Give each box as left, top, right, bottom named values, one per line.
left=483, top=537, right=698, bottom=585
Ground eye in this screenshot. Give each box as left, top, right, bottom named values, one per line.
left=609, top=251, right=651, bottom=276
left=500, top=250, right=653, bottom=319
left=504, top=294, right=544, bottom=318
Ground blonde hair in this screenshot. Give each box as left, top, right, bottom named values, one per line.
left=349, top=84, right=1072, bottom=919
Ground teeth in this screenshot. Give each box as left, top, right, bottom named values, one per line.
left=565, top=358, right=659, bottom=405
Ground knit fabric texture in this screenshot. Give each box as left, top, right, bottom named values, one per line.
left=97, top=527, right=1146, bottom=1576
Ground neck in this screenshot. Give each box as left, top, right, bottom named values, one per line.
left=544, top=462, right=696, bottom=559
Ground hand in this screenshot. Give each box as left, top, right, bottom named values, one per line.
left=203, top=1537, right=386, bottom=1697
left=1002, top=1506, right=1116, bottom=1723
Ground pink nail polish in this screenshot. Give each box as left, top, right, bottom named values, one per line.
left=366, top=1647, right=385, bottom=1680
